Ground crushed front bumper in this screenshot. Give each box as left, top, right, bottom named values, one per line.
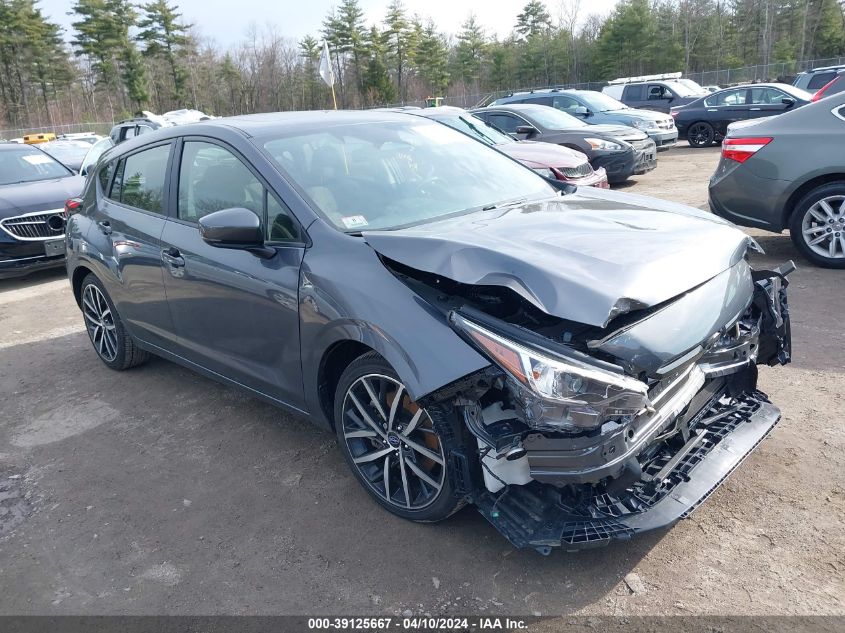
left=473, top=389, right=780, bottom=553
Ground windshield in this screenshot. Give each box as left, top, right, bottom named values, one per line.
left=0, top=146, right=71, bottom=185
left=673, top=79, right=706, bottom=96
left=40, top=141, right=90, bottom=167
left=525, top=106, right=588, bottom=129
left=261, top=119, right=555, bottom=231
left=431, top=113, right=514, bottom=146
left=576, top=91, right=630, bottom=112
left=79, top=137, right=115, bottom=175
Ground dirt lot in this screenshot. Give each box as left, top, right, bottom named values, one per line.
left=0, top=146, right=843, bottom=618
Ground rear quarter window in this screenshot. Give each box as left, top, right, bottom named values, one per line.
left=808, top=72, right=836, bottom=90
left=98, top=161, right=115, bottom=192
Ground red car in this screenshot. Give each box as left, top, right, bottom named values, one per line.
left=413, top=106, right=609, bottom=188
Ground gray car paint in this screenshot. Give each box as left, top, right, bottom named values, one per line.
left=66, top=111, right=763, bottom=435
left=364, top=186, right=750, bottom=328
left=708, top=91, right=845, bottom=231
left=66, top=113, right=492, bottom=428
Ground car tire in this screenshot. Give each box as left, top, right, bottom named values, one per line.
left=687, top=122, right=715, bottom=148
left=789, top=183, right=845, bottom=269
left=334, top=352, right=464, bottom=522
left=80, top=273, right=151, bottom=369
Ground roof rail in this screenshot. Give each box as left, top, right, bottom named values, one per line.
left=806, top=64, right=845, bottom=73
left=607, top=72, right=683, bottom=85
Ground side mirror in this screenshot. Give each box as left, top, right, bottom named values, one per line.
left=199, top=207, right=274, bottom=257
left=573, top=106, right=589, bottom=117
left=514, top=125, right=537, bottom=138
left=80, top=164, right=90, bottom=177
left=781, top=97, right=795, bottom=108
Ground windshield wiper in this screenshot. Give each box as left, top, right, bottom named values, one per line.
left=482, top=197, right=528, bottom=211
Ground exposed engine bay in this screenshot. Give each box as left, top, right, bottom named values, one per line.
left=383, top=254, right=793, bottom=552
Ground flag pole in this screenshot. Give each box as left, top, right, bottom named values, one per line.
left=330, top=84, right=338, bottom=110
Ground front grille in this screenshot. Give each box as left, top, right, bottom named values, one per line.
left=657, top=119, right=675, bottom=130
left=559, top=162, right=594, bottom=179
left=629, top=139, right=653, bottom=151
left=0, top=210, right=65, bottom=241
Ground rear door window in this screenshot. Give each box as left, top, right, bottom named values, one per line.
left=110, top=144, right=171, bottom=214
left=705, top=89, right=747, bottom=107
left=521, top=96, right=552, bottom=106
left=623, top=85, right=646, bottom=101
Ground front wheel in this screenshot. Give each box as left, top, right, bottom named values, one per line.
left=687, top=122, right=715, bottom=147
left=334, top=352, right=463, bottom=522
left=789, top=183, right=845, bottom=268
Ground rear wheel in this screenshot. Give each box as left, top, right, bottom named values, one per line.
left=334, top=352, right=463, bottom=522
left=687, top=122, right=715, bottom=147
left=789, top=183, right=845, bottom=268
left=80, top=274, right=150, bottom=369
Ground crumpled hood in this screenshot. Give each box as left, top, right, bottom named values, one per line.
left=499, top=141, right=588, bottom=169
left=0, top=176, right=84, bottom=218
left=363, top=187, right=751, bottom=328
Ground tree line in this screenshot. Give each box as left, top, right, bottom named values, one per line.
left=1, top=0, right=844, bottom=131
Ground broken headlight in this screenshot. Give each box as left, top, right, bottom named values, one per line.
left=454, top=315, right=651, bottom=432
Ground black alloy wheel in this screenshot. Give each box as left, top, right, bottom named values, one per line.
left=334, top=353, right=463, bottom=522
left=687, top=122, right=715, bottom=147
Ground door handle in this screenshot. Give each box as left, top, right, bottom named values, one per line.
left=161, top=247, right=185, bottom=267
left=98, top=220, right=112, bottom=235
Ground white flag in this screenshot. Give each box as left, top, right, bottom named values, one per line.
left=319, top=40, right=335, bottom=87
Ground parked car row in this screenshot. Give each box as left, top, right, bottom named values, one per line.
left=61, top=109, right=795, bottom=554
left=472, top=104, right=655, bottom=184
left=6, top=87, right=844, bottom=554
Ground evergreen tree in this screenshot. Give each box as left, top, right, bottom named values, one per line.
left=454, top=14, right=488, bottom=85
left=414, top=20, right=449, bottom=94
left=362, top=26, right=396, bottom=105
left=383, top=0, right=415, bottom=100
left=137, top=0, right=191, bottom=105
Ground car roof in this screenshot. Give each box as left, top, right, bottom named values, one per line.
left=803, top=64, right=845, bottom=74
left=99, top=110, right=442, bottom=160
left=411, top=106, right=466, bottom=116
left=481, top=103, right=554, bottom=113
left=0, top=142, right=44, bottom=152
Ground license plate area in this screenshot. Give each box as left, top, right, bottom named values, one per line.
left=44, top=239, right=65, bottom=257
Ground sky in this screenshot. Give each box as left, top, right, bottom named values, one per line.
left=38, top=0, right=619, bottom=48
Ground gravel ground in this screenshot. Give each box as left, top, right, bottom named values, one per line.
left=0, top=146, right=843, bottom=618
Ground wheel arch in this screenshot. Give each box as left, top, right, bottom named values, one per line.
left=71, top=264, right=94, bottom=309
left=317, top=339, right=377, bottom=429
left=781, top=173, right=845, bottom=229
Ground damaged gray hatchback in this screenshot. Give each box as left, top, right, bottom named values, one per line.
left=66, top=111, right=793, bottom=553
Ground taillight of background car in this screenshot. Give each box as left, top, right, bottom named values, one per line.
left=721, top=137, right=773, bottom=164
left=64, top=197, right=82, bottom=218
left=812, top=75, right=843, bottom=102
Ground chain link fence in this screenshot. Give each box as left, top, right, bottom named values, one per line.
left=381, top=55, right=845, bottom=112
left=687, top=57, right=845, bottom=87
left=0, top=121, right=115, bottom=141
